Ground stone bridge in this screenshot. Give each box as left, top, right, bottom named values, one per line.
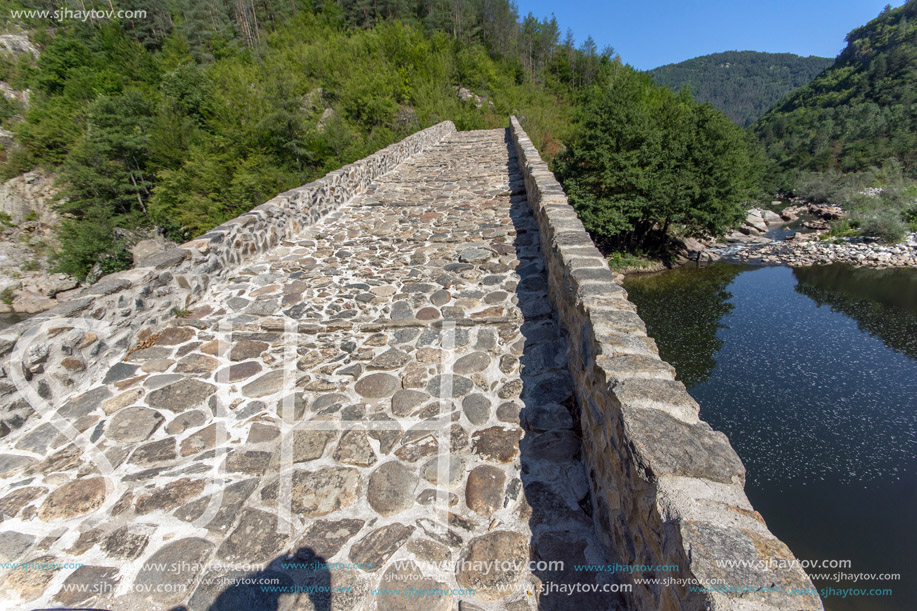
left=0, top=119, right=820, bottom=610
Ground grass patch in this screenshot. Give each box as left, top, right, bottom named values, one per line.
left=821, top=219, right=861, bottom=241
left=607, top=251, right=662, bottom=272
left=0, top=287, right=15, bottom=305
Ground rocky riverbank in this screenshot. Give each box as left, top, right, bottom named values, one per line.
left=704, top=202, right=917, bottom=269
left=720, top=233, right=917, bottom=268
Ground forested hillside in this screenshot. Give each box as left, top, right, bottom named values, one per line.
left=0, top=0, right=761, bottom=277
left=754, top=1, right=917, bottom=179
left=751, top=0, right=917, bottom=242
left=0, top=0, right=612, bottom=277
left=650, top=51, right=832, bottom=127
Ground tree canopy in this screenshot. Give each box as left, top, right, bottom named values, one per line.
left=554, top=65, right=760, bottom=250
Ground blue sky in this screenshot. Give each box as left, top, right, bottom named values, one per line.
left=516, top=0, right=901, bottom=70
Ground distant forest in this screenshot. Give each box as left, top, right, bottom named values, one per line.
left=649, top=51, right=832, bottom=127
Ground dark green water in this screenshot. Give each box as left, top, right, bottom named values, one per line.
left=624, top=264, right=917, bottom=611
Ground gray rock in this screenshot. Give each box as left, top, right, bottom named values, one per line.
left=426, top=374, right=473, bottom=398
left=462, top=393, right=491, bottom=425
left=459, top=248, right=491, bottom=263
left=455, top=531, right=529, bottom=597
left=102, top=362, right=139, bottom=384
left=0, top=531, right=34, bottom=562
left=333, top=430, right=377, bottom=467
left=291, top=430, right=336, bottom=463
left=348, top=523, right=414, bottom=571
left=146, top=379, right=216, bottom=412
left=471, top=426, right=522, bottom=463
left=453, top=351, right=489, bottom=374
left=392, top=389, right=429, bottom=416
left=355, top=373, right=399, bottom=398
left=369, top=348, right=410, bottom=370
left=53, top=566, right=120, bottom=607
left=295, top=518, right=365, bottom=560
left=0, top=453, right=37, bottom=476
left=377, top=560, right=452, bottom=611
left=106, top=407, right=164, bottom=443
left=368, top=461, right=418, bottom=516
left=420, top=455, right=465, bottom=485
left=100, top=525, right=151, bottom=560
left=391, top=301, right=413, bottom=320
left=525, top=430, right=580, bottom=461
left=242, top=370, right=285, bottom=398
left=465, top=465, right=505, bottom=515
left=523, top=403, right=573, bottom=431
left=265, top=467, right=360, bottom=517
left=38, top=477, right=106, bottom=520
left=622, top=406, right=745, bottom=484
left=218, top=507, right=287, bottom=563
left=134, top=538, right=215, bottom=604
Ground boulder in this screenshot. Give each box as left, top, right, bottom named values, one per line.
left=744, top=210, right=768, bottom=234
left=0, top=34, right=39, bottom=58
left=317, top=107, right=336, bottom=132
left=760, top=209, right=784, bottom=225
left=131, top=239, right=172, bottom=261
left=0, top=170, right=60, bottom=225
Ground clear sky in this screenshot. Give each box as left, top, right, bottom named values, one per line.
left=515, top=0, right=901, bottom=71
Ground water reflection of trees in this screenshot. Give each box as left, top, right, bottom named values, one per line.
left=623, top=264, right=746, bottom=388
left=793, top=264, right=917, bottom=361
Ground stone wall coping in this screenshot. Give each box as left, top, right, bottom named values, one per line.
left=509, top=115, right=822, bottom=610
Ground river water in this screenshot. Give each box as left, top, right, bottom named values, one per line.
left=623, top=263, right=917, bottom=611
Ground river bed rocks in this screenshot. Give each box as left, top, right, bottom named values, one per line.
left=723, top=233, right=917, bottom=267
left=701, top=201, right=917, bottom=269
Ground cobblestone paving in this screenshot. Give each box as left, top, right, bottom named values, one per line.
left=0, top=129, right=622, bottom=610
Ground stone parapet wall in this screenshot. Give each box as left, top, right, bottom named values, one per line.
left=509, top=116, right=822, bottom=610
left=0, top=121, right=456, bottom=434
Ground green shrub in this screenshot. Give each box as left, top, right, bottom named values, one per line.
left=51, top=215, right=133, bottom=280
left=607, top=251, right=658, bottom=271
left=0, top=287, right=14, bottom=305
left=22, top=260, right=40, bottom=271
left=825, top=219, right=860, bottom=239
left=859, top=212, right=907, bottom=243
left=903, top=207, right=917, bottom=232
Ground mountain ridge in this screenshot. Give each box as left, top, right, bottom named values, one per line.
left=649, top=50, right=832, bottom=127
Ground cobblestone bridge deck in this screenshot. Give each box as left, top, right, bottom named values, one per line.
left=0, top=129, right=625, bottom=609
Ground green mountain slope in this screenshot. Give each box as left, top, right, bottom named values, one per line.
left=649, top=51, right=832, bottom=127
left=753, top=1, right=917, bottom=178
left=0, top=1, right=579, bottom=278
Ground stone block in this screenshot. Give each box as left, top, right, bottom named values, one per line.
left=621, top=406, right=745, bottom=485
